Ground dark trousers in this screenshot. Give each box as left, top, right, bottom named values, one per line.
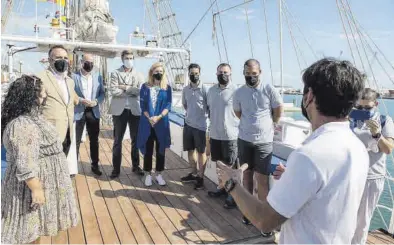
left=76, top=108, right=100, bottom=166
left=143, top=127, right=165, bottom=172
left=112, top=109, right=140, bottom=173
left=62, top=128, right=71, bottom=156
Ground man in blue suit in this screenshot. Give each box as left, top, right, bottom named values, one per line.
left=73, top=53, right=105, bottom=176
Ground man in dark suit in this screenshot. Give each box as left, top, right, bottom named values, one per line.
left=73, top=53, right=105, bottom=176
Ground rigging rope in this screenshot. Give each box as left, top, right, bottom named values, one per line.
left=339, top=0, right=368, bottom=77
left=215, top=0, right=229, bottom=63
left=261, top=0, right=274, bottom=85
left=282, top=7, right=302, bottom=71
left=181, top=0, right=218, bottom=47
left=352, top=18, right=394, bottom=73
left=282, top=0, right=318, bottom=60
left=210, top=0, right=222, bottom=63
left=335, top=0, right=357, bottom=66
left=210, top=0, right=222, bottom=62
left=343, top=1, right=394, bottom=86
left=282, top=5, right=308, bottom=68
left=165, top=0, right=218, bottom=67
left=243, top=0, right=254, bottom=58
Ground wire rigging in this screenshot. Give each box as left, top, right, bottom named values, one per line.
left=261, top=0, right=274, bottom=85
left=243, top=0, right=254, bottom=57
left=215, top=0, right=229, bottom=63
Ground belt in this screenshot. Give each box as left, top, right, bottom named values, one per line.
left=85, top=107, right=93, bottom=112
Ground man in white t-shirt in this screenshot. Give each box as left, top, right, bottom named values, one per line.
left=217, top=58, right=369, bottom=244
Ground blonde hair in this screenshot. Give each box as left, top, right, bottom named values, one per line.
left=148, top=62, right=168, bottom=90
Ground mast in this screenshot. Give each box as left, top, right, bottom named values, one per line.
left=279, top=0, right=283, bottom=95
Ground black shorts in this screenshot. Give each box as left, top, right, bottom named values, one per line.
left=238, top=138, right=273, bottom=175
left=210, top=139, right=238, bottom=167
left=183, top=123, right=207, bottom=153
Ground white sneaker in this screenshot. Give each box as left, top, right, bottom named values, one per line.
left=145, top=174, right=152, bottom=187
left=155, top=174, right=166, bottom=186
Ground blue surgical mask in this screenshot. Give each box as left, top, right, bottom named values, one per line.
left=349, top=108, right=376, bottom=122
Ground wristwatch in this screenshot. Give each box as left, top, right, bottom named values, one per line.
left=372, top=133, right=382, bottom=139
left=224, top=178, right=236, bottom=193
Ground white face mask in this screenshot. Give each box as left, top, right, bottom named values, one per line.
left=123, top=59, right=133, bottom=69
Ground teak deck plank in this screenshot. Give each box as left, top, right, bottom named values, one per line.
left=67, top=178, right=86, bottom=244
left=95, top=138, right=154, bottom=244
left=51, top=230, right=68, bottom=244
left=80, top=144, right=137, bottom=244
left=72, top=159, right=103, bottom=244
left=367, top=230, right=394, bottom=244
left=99, top=131, right=171, bottom=244
left=38, top=127, right=394, bottom=244
left=79, top=147, right=120, bottom=244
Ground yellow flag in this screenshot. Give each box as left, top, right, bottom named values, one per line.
left=36, top=0, right=65, bottom=7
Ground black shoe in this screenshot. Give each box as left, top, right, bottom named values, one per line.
left=110, top=171, right=119, bottom=179
left=242, top=216, right=251, bottom=225
left=261, top=231, right=274, bottom=238
left=181, top=173, right=197, bottom=183
left=194, top=177, right=205, bottom=190
left=132, top=166, right=144, bottom=176
left=91, top=165, right=102, bottom=176
left=208, top=188, right=226, bottom=198
left=223, top=196, right=237, bottom=209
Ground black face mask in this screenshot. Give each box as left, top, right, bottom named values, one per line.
left=245, top=76, right=259, bottom=87
left=189, top=74, right=199, bottom=83
left=301, top=98, right=310, bottom=122
left=52, top=59, right=68, bottom=73
left=217, top=74, right=229, bottom=85
left=301, top=87, right=311, bottom=121
left=83, top=61, right=94, bottom=73
left=153, top=73, right=163, bottom=81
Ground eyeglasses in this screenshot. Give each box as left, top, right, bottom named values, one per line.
left=23, top=74, right=40, bottom=86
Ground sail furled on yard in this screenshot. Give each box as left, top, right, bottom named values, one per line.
left=73, top=0, right=118, bottom=44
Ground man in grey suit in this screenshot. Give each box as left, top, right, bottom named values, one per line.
left=108, top=50, right=144, bottom=178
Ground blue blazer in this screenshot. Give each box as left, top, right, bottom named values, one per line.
left=137, top=83, right=172, bottom=155
left=73, top=71, right=105, bottom=120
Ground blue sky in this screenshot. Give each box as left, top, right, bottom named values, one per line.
left=2, top=0, right=394, bottom=89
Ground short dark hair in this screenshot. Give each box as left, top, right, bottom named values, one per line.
left=244, top=59, right=260, bottom=69
left=217, top=63, right=231, bottom=71
left=48, top=45, right=68, bottom=57
left=188, top=63, right=201, bottom=72
left=121, top=50, right=134, bottom=59
left=302, top=58, right=365, bottom=118
left=361, top=88, right=380, bottom=101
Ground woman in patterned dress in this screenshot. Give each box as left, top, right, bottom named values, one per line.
left=1, top=75, right=79, bottom=244
left=137, top=62, right=172, bottom=187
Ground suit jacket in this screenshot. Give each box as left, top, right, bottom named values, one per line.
left=37, top=69, right=79, bottom=142
left=108, top=66, right=145, bottom=116
left=73, top=70, right=105, bottom=120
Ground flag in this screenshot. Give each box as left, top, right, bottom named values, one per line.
left=36, top=0, right=65, bottom=7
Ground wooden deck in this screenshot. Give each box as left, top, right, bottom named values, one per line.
left=41, top=128, right=394, bottom=244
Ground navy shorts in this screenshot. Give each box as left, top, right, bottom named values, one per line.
left=183, top=123, right=206, bottom=153
left=210, top=139, right=238, bottom=167
left=238, top=138, right=273, bottom=175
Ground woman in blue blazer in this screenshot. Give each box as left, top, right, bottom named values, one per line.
left=137, top=62, right=172, bottom=187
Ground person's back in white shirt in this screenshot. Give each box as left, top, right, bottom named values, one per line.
left=267, top=122, right=369, bottom=244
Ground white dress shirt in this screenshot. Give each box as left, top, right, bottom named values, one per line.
left=81, top=73, right=93, bottom=101
left=52, top=70, right=70, bottom=104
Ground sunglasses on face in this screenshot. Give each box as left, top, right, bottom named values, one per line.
left=355, top=105, right=374, bottom=110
